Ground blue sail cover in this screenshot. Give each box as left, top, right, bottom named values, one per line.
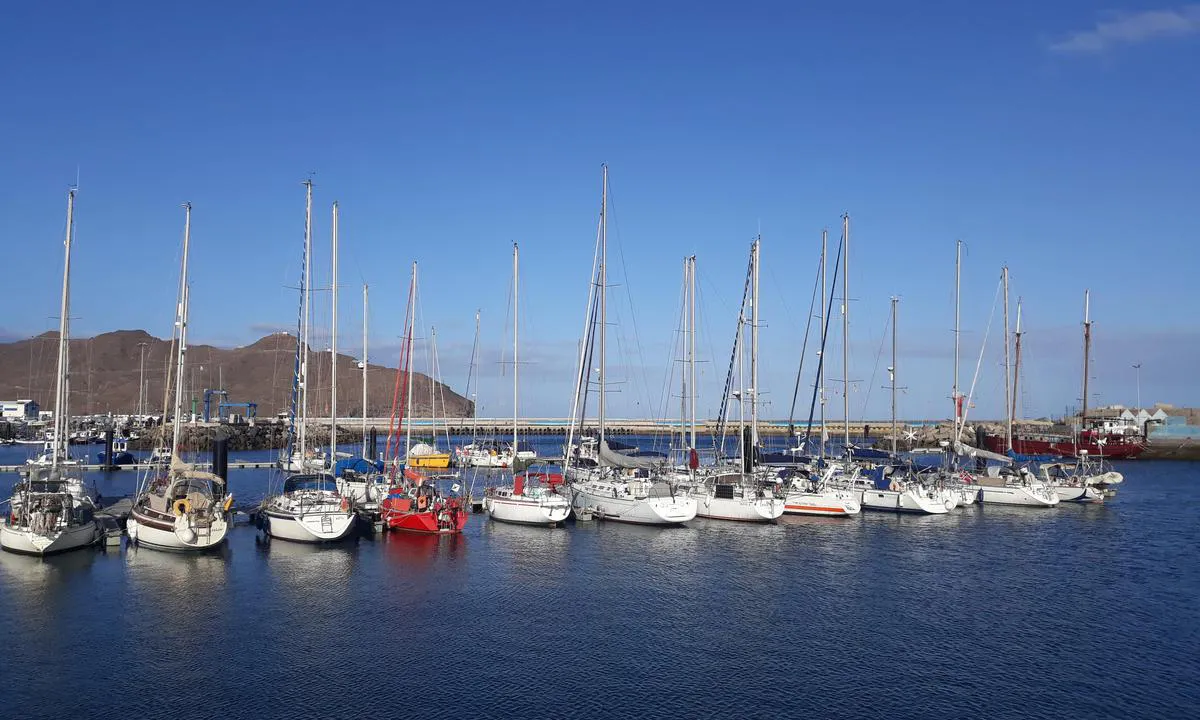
left=335, top=457, right=384, bottom=476
left=850, top=447, right=893, bottom=460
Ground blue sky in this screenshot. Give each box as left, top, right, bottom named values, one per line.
left=2, top=1, right=1197, bottom=421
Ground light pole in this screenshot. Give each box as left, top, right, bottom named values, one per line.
left=137, top=342, right=149, bottom=418
left=1132, top=363, right=1142, bottom=409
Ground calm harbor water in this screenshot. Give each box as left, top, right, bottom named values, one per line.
left=0, top=442, right=1197, bottom=720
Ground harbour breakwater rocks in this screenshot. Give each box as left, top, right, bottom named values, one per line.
left=1142, top=437, right=1200, bottom=460
left=128, top=423, right=363, bottom=452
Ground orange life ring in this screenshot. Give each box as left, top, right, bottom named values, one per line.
left=340, top=497, right=350, bottom=512
left=417, top=495, right=428, bottom=511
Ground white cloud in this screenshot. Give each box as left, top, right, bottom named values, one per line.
left=1050, top=5, right=1200, bottom=53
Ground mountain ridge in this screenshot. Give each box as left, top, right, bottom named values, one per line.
left=0, top=330, right=472, bottom=419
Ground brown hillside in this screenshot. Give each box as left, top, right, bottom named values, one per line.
left=0, top=330, right=472, bottom=419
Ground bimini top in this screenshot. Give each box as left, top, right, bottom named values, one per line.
left=283, top=473, right=337, bottom=493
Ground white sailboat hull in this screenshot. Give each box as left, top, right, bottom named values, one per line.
left=571, top=483, right=697, bottom=525
left=979, top=484, right=1059, bottom=507
left=1052, top=484, right=1104, bottom=503
left=783, top=489, right=861, bottom=516
left=127, top=512, right=229, bottom=551
left=336, top=477, right=389, bottom=514
left=484, top=495, right=571, bottom=526
left=861, top=488, right=951, bottom=514
left=263, top=509, right=356, bottom=542
left=694, top=493, right=784, bottom=522
left=0, top=521, right=98, bottom=556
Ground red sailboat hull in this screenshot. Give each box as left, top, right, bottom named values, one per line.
left=381, top=496, right=468, bottom=534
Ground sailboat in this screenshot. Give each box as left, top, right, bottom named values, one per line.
left=981, top=289, right=1144, bottom=459
left=276, top=185, right=328, bottom=474
left=483, top=243, right=572, bottom=526
left=566, top=166, right=698, bottom=525
left=2, top=190, right=101, bottom=556
left=688, top=242, right=783, bottom=523
left=456, top=310, right=537, bottom=469
left=781, top=227, right=861, bottom=517
left=971, top=267, right=1058, bottom=508
left=859, top=297, right=954, bottom=514
left=380, top=263, right=469, bottom=534
left=260, top=192, right=357, bottom=542
left=336, top=283, right=390, bottom=516
left=128, top=203, right=234, bottom=551
left=406, top=325, right=454, bottom=469
left=1036, top=458, right=1111, bottom=503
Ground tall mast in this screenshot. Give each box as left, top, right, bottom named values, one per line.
left=52, top=189, right=75, bottom=466
left=470, top=309, right=479, bottom=441
left=598, top=164, right=608, bottom=447
left=953, top=239, right=962, bottom=437
left=679, top=257, right=688, bottom=450
left=890, top=297, right=898, bottom=454
left=750, top=236, right=760, bottom=451
left=1002, top=266, right=1012, bottom=452
left=842, top=214, right=850, bottom=452
left=512, top=242, right=519, bottom=456
left=1012, top=298, right=1023, bottom=424
left=818, top=229, right=827, bottom=461
left=689, top=255, right=697, bottom=451
left=405, top=262, right=416, bottom=458
left=299, top=179, right=313, bottom=459
left=362, top=283, right=368, bottom=457
left=1081, top=289, right=1091, bottom=426
left=737, top=301, right=746, bottom=464
left=430, top=326, right=440, bottom=448
left=171, top=203, right=192, bottom=457
left=330, top=201, right=339, bottom=463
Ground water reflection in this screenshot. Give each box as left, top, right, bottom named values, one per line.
left=0, top=547, right=98, bottom=600
left=381, top=531, right=465, bottom=571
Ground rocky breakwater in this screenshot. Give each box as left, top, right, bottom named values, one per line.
left=129, top=422, right=368, bottom=452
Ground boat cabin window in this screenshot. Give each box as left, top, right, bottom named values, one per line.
left=284, top=474, right=336, bottom=493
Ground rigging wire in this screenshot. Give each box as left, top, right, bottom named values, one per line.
left=786, top=251, right=823, bottom=431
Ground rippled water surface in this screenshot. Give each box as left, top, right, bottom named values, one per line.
left=1, top=445, right=1197, bottom=720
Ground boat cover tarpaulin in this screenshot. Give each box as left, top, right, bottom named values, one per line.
left=599, top=440, right=661, bottom=469
left=334, top=457, right=384, bottom=476
left=954, top=441, right=1013, bottom=464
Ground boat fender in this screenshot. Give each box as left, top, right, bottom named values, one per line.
left=173, top=498, right=192, bottom=516
left=223, top=495, right=234, bottom=512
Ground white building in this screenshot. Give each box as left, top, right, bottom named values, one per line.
left=1, top=400, right=40, bottom=420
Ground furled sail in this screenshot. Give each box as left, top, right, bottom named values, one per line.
left=954, top=440, right=1013, bottom=464
left=599, top=440, right=660, bottom=469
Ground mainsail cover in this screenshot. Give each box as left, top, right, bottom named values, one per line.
left=953, top=440, right=1013, bottom=464
left=599, top=440, right=661, bottom=469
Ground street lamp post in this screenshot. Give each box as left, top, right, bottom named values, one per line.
left=137, top=342, right=149, bottom=418
left=1133, top=363, right=1142, bottom=409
